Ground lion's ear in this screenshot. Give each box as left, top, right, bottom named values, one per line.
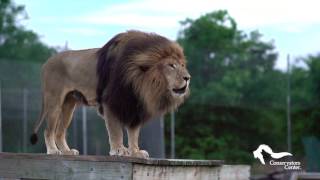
left=139, top=66, right=149, bottom=72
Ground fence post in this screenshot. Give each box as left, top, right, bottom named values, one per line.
left=160, top=116, right=165, bottom=158
left=170, top=111, right=175, bottom=159
left=23, top=88, right=28, bottom=152
left=287, top=54, right=292, bottom=153
left=82, top=106, right=87, bottom=155
left=0, top=81, right=2, bottom=152
left=72, top=114, right=78, bottom=148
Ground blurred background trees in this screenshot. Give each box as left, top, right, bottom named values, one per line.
left=165, top=10, right=320, bottom=164
left=0, top=0, right=56, bottom=62
left=0, top=0, right=56, bottom=88
left=1, top=0, right=319, bottom=168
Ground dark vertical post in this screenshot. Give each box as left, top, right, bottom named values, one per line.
left=23, top=88, right=28, bottom=152
left=287, top=54, right=292, bottom=153
left=160, top=116, right=165, bottom=157
left=0, top=81, right=2, bottom=152
left=72, top=112, right=77, bottom=148
left=171, top=111, right=175, bottom=159
left=82, top=106, right=87, bottom=155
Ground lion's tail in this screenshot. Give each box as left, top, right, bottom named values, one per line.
left=30, top=94, right=47, bottom=145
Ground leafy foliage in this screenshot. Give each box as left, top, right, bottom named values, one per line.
left=165, top=10, right=320, bottom=163
left=290, top=55, right=320, bottom=155
left=0, top=0, right=56, bottom=62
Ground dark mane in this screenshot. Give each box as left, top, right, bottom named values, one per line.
left=96, top=31, right=174, bottom=127
left=96, top=33, right=122, bottom=105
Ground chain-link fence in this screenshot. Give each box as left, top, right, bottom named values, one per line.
left=0, top=60, right=165, bottom=157
left=0, top=87, right=165, bottom=157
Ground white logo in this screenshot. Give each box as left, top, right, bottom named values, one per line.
left=253, top=144, right=292, bottom=165
left=253, top=144, right=301, bottom=170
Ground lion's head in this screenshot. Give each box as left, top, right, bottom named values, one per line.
left=97, top=30, right=190, bottom=127
left=162, top=56, right=191, bottom=98
left=126, top=37, right=190, bottom=117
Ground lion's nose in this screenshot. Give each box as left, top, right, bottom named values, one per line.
left=183, top=76, right=190, bottom=81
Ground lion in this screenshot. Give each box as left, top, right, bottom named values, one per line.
left=30, top=30, right=190, bottom=158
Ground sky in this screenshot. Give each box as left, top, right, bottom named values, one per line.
left=14, top=0, right=320, bottom=69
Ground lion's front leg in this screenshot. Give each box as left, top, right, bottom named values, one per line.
left=127, top=125, right=149, bottom=158
left=104, top=107, right=129, bottom=156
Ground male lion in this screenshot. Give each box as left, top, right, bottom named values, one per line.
left=30, top=30, right=190, bottom=158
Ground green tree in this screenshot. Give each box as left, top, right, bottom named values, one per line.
left=0, top=0, right=56, bottom=62
left=305, top=54, right=320, bottom=103
left=169, top=10, right=288, bottom=163
left=290, top=55, right=320, bottom=155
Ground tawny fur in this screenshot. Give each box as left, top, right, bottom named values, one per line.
left=30, top=30, right=190, bottom=157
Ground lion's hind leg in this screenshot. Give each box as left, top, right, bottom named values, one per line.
left=55, top=93, right=79, bottom=155
left=44, top=95, right=63, bottom=155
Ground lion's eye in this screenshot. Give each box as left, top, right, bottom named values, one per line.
left=169, top=64, right=176, bottom=69
left=140, top=66, right=149, bottom=72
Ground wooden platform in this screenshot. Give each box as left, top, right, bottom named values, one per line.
left=0, top=153, right=250, bottom=180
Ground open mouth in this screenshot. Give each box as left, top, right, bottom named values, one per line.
left=172, top=85, right=187, bottom=94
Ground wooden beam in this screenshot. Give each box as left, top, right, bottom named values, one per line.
left=0, top=153, right=250, bottom=180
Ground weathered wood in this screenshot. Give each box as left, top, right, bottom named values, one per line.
left=219, top=165, right=251, bottom=180
left=290, top=172, right=320, bottom=180
left=0, top=153, right=223, bottom=166
left=0, top=154, right=132, bottom=180
left=0, top=153, right=250, bottom=180
left=133, top=164, right=220, bottom=180
left=132, top=164, right=250, bottom=180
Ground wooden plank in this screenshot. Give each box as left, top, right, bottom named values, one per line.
left=290, top=172, right=320, bottom=180
left=0, top=156, right=132, bottom=180
left=0, top=153, right=235, bottom=180
left=0, top=153, right=223, bottom=166
left=132, top=164, right=251, bottom=180
left=219, top=165, right=250, bottom=180
left=133, top=164, right=220, bottom=180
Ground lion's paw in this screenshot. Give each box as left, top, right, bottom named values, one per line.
left=109, top=146, right=130, bottom=156
left=47, top=149, right=62, bottom=155
left=61, top=149, right=79, bottom=155
left=130, top=150, right=149, bottom=159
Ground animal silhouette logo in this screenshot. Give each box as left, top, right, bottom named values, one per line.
left=253, top=144, right=292, bottom=165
